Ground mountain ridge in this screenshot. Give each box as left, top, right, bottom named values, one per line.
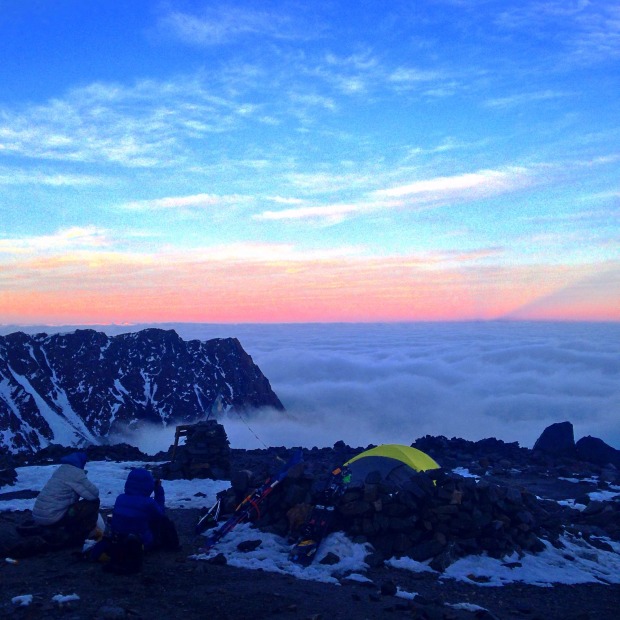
left=0, top=328, right=284, bottom=453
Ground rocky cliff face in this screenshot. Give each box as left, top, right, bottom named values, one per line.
left=0, top=328, right=284, bottom=453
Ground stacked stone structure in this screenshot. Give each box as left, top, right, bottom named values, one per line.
left=243, top=466, right=552, bottom=571
left=161, top=420, right=232, bottom=480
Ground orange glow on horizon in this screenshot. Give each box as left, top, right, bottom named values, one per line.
left=1, top=255, right=618, bottom=324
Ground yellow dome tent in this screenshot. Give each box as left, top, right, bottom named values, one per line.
left=343, top=444, right=440, bottom=487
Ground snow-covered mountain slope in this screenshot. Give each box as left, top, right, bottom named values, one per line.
left=0, top=328, right=283, bottom=453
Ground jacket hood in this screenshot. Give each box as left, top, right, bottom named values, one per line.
left=124, top=468, right=155, bottom=496
left=60, top=452, right=87, bottom=469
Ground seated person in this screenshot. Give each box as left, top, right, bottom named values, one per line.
left=111, top=468, right=178, bottom=551
left=32, top=451, right=100, bottom=544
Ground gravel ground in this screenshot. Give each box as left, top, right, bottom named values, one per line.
left=1, top=507, right=618, bottom=620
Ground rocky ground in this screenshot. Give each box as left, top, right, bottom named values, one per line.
left=1, top=506, right=618, bottom=620
left=1, top=435, right=619, bottom=619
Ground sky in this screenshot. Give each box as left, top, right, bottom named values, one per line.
left=0, top=0, right=618, bottom=324
left=2, top=460, right=620, bottom=596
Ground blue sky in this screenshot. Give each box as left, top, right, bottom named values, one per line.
left=0, top=0, right=618, bottom=324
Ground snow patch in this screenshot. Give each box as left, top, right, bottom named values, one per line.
left=9, top=369, right=94, bottom=446
left=12, top=595, right=33, bottom=607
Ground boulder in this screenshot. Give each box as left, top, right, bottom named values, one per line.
left=533, top=421, right=576, bottom=457
left=575, top=436, right=620, bottom=468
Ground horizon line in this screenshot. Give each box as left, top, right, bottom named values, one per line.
left=2, top=317, right=619, bottom=330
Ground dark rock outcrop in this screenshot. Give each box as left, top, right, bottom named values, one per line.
left=412, top=434, right=530, bottom=471
left=533, top=421, right=577, bottom=458
left=576, top=436, right=620, bottom=468
left=0, top=328, right=284, bottom=453
left=0, top=446, right=17, bottom=487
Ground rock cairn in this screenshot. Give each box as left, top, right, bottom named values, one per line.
left=239, top=465, right=551, bottom=571
left=160, top=420, right=232, bottom=480
left=340, top=470, right=552, bottom=568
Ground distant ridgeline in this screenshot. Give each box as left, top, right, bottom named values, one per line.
left=0, top=328, right=284, bottom=453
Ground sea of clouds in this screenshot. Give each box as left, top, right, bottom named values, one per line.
left=3, top=321, right=617, bottom=453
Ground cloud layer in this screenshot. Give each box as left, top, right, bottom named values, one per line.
left=19, top=322, right=615, bottom=453
left=218, top=322, right=620, bottom=450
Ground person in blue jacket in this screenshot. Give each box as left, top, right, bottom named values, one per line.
left=111, top=468, right=178, bottom=551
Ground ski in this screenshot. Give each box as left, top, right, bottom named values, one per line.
left=289, top=464, right=350, bottom=566
left=198, top=449, right=303, bottom=553
left=195, top=493, right=223, bottom=535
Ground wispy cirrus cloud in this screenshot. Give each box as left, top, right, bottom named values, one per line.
left=387, top=66, right=458, bottom=98
left=570, top=4, right=620, bottom=62
left=0, top=59, right=377, bottom=174
left=305, top=52, right=455, bottom=99
left=0, top=231, right=363, bottom=268
left=266, top=196, right=306, bottom=206
left=156, top=5, right=318, bottom=46
left=255, top=199, right=397, bottom=224
left=283, top=168, right=387, bottom=195
left=120, top=193, right=253, bottom=211
left=373, top=167, right=532, bottom=199
left=182, top=241, right=362, bottom=263
left=584, top=190, right=620, bottom=201
left=0, top=166, right=106, bottom=186
left=495, top=1, right=620, bottom=64
left=404, top=137, right=483, bottom=158
left=0, top=226, right=111, bottom=255
left=484, top=90, right=572, bottom=109
left=0, top=77, right=253, bottom=168
left=525, top=205, right=619, bottom=225
left=0, top=98, right=173, bottom=168
left=388, top=67, right=448, bottom=84
left=257, top=167, right=536, bottom=223
left=289, top=92, right=338, bottom=112
left=0, top=25, right=477, bottom=178
left=315, top=51, right=381, bottom=95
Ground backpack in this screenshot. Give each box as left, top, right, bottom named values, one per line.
left=102, top=533, right=144, bottom=575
